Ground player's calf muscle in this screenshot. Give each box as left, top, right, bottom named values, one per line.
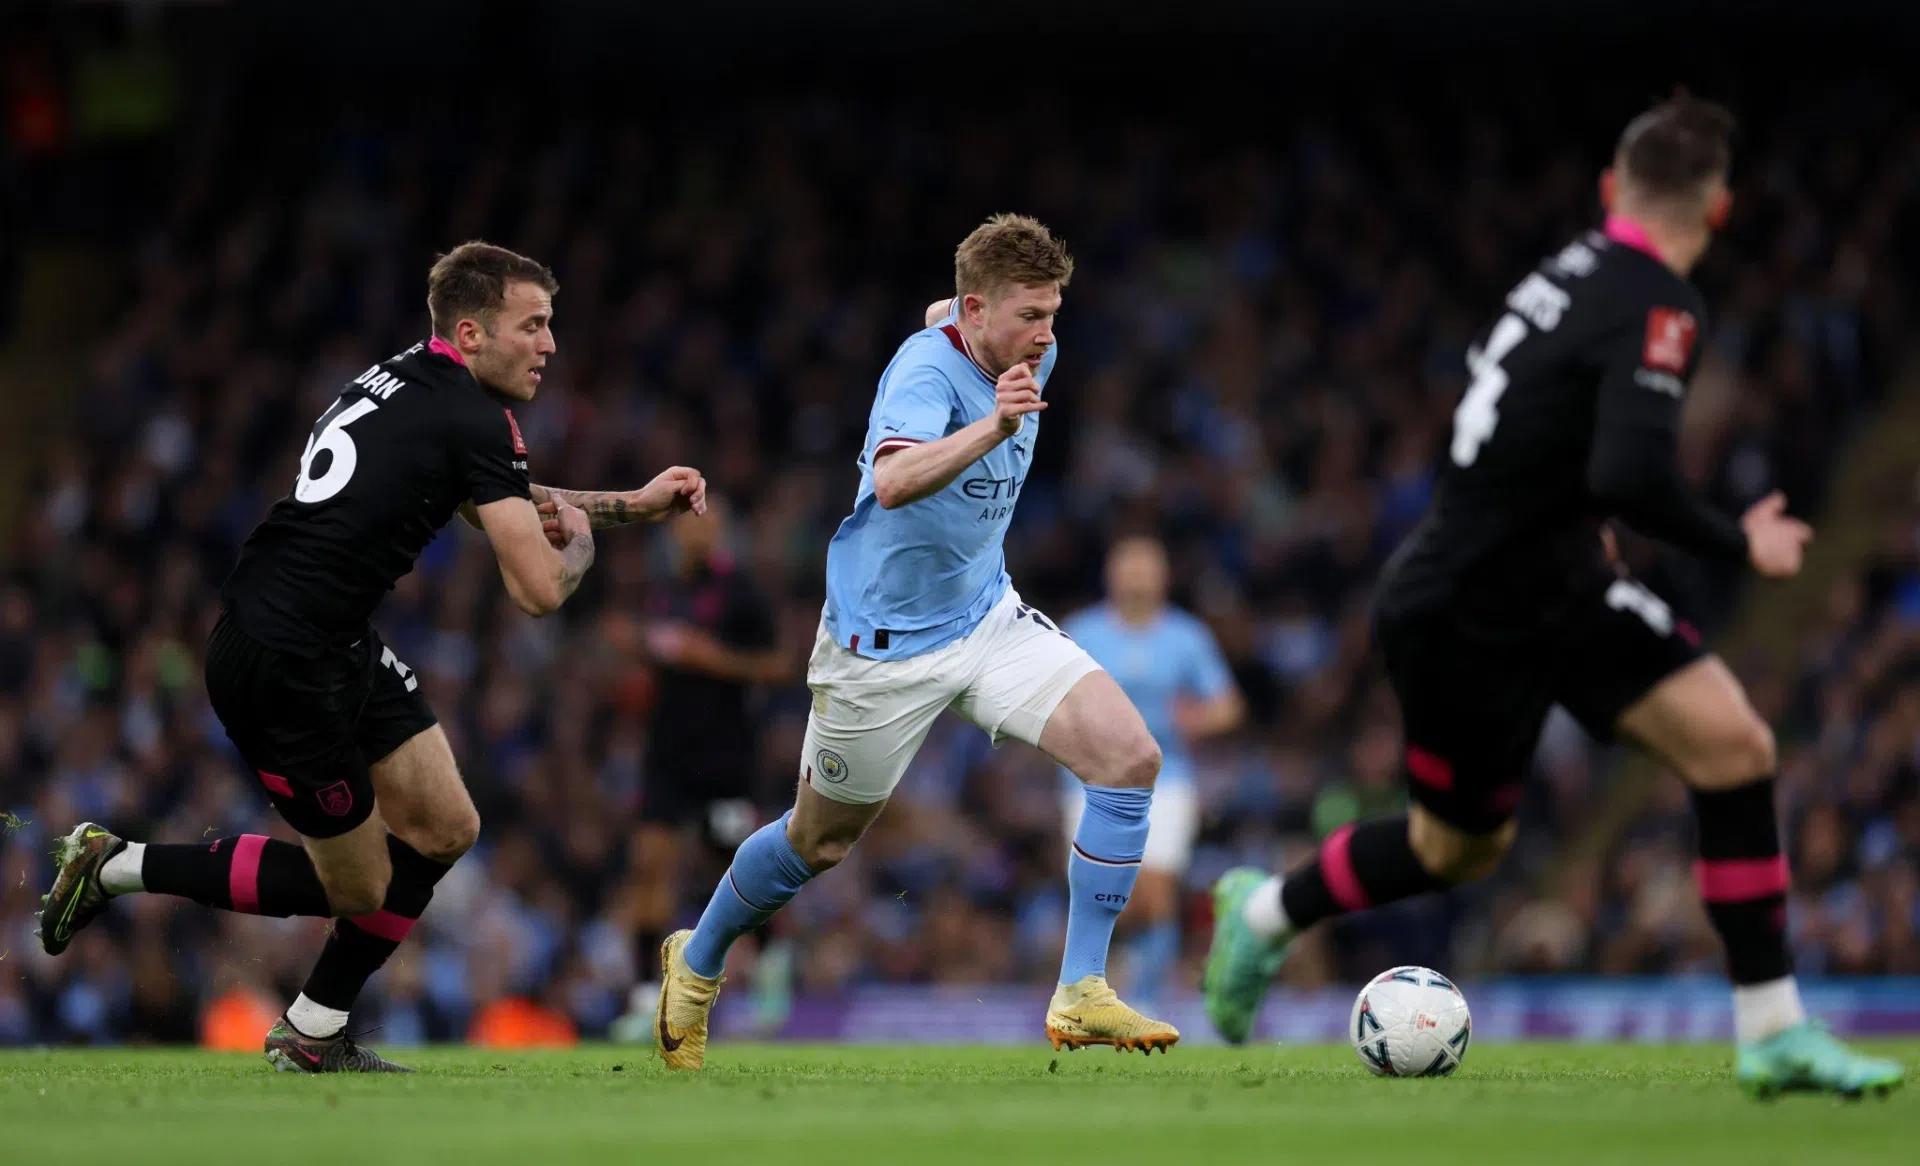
left=304, top=816, right=394, bottom=916
left=1409, top=810, right=1515, bottom=884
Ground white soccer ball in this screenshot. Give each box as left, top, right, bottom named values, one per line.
left=1349, top=965, right=1472, bottom=1077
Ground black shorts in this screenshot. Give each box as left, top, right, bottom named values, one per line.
left=1375, top=575, right=1702, bottom=834
left=639, top=744, right=757, bottom=848
left=204, top=610, right=437, bottom=839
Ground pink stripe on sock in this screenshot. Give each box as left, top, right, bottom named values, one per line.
left=230, top=834, right=267, bottom=914
left=348, top=909, right=416, bottom=943
left=1694, top=856, right=1790, bottom=902
left=1320, top=824, right=1371, bottom=912
left=257, top=770, right=294, bottom=797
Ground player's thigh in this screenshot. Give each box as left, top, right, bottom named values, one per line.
left=1548, top=578, right=1771, bottom=787
left=1615, top=656, right=1776, bottom=790
left=800, top=623, right=954, bottom=808
left=204, top=611, right=379, bottom=843
left=359, top=632, right=475, bottom=861
left=1378, top=608, right=1548, bottom=837
left=952, top=593, right=1144, bottom=784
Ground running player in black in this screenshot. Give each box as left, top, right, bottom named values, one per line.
left=1202, top=96, right=1902, bottom=1097
left=37, top=241, right=709, bottom=1072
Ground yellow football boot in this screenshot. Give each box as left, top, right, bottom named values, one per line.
left=654, top=929, right=724, bottom=1071
left=1045, top=975, right=1179, bottom=1054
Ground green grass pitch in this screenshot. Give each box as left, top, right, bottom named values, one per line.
left=2, top=1043, right=1911, bottom=1165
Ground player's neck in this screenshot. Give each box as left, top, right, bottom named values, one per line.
left=954, top=318, right=1010, bottom=378
left=1605, top=211, right=1705, bottom=277
left=1114, top=601, right=1162, bottom=628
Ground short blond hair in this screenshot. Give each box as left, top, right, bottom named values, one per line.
left=954, top=214, right=1074, bottom=298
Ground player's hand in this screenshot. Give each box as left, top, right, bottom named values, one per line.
left=645, top=621, right=726, bottom=669
left=549, top=498, right=592, bottom=549
left=1599, top=523, right=1624, bottom=573
left=1741, top=491, right=1812, bottom=579
left=993, top=363, right=1046, bottom=437
left=636, top=466, right=709, bottom=520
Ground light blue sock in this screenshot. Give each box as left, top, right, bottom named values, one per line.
left=683, top=811, right=816, bottom=979
left=1060, top=785, right=1151, bottom=984
left=1127, top=917, right=1181, bottom=1009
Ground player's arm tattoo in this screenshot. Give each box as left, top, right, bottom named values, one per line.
left=556, top=526, right=596, bottom=602
left=530, top=483, right=640, bottom=529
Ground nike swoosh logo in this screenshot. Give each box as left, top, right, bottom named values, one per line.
left=657, top=1010, right=685, bottom=1053
left=296, top=1047, right=321, bottom=1065
left=1061, top=1015, right=1084, bottom=1026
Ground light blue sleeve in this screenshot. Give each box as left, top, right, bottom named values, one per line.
left=873, top=360, right=956, bottom=449
left=1181, top=617, right=1235, bottom=700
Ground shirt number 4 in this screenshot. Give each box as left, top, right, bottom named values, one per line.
left=1450, top=313, right=1528, bottom=468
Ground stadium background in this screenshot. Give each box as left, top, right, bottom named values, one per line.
left=2, top=0, right=1917, bottom=1047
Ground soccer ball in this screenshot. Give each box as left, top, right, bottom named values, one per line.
left=1349, top=965, right=1472, bottom=1077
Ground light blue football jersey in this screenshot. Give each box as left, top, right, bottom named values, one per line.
left=823, top=310, right=1057, bottom=660
left=1061, top=603, right=1235, bottom=787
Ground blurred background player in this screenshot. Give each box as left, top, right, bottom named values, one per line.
left=1060, top=536, right=1243, bottom=1011
left=1203, top=95, right=1904, bottom=1098
left=617, top=493, right=787, bottom=1032
left=34, top=243, right=707, bottom=1072
left=654, top=214, right=1178, bottom=1068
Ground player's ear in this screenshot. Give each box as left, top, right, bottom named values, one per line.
left=1599, top=168, right=1618, bottom=214
left=455, top=316, right=486, bottom=352
left=1706, top=188, right=1733, bottom=232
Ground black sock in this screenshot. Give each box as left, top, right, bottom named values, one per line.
left=1691, top=780, right=1792, bottom=984
left=1280, top=817, right=1450, bottom=932
left=142, top=836, right=332, bottom=917
left=299, top=836, right=453, bottom=1013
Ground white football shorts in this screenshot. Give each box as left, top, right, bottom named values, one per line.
left=800, top=588, right=1100, bottom=805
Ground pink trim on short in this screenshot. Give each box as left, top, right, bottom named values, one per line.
left=258, top=770, right=294, bottom=798
left=1406, top=747, right=1454, bottom=792
left=230, top=834, right=267, bottom=914
left=347, top=909, right=417, bottom=943
left=1694, top=856, right=1790, bottom=903
left=1320, top=823, right=1371, bottom=912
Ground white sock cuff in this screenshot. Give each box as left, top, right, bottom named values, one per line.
left=99, top=841, right=146, bottom=896
left=1732, top=976, right=1807, bottom=1045
left=286, top=994, right=351, bottom=1040
left=1242, top=876, right=1291, bottom=940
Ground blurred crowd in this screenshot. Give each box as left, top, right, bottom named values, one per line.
left=4, top=78, right=1920, bottom=1045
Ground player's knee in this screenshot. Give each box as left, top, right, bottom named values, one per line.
left=786, top=817, right=859, bottom=872
left=1677, top=713, right=1776, bottom=790
left=1093, top=731, right=1160, bottom=790
left=413, top=805, right=481, bottom=863
left=1409, top=812, right=1515, bottom=885
left=791, top=832, right=855, bottom=872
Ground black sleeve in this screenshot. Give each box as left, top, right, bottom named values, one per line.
left=456, top=402, right=533, bottom=506
left=1585, top=301, right=1748, bottom=564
